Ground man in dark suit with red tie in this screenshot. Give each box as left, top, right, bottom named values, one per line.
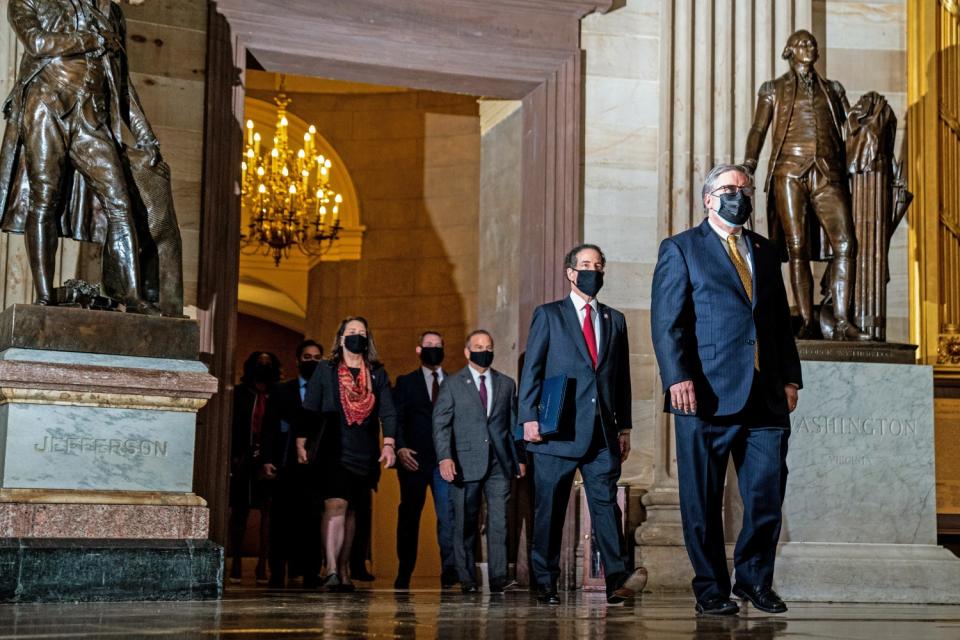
left=518, top=244, right=636, bottom=605
left=651, top=164, right=802, bottom=616
left=392, top=331, right=458, bottom=589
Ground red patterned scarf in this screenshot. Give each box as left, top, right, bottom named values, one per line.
left=338, top=361, right=375, bottom=426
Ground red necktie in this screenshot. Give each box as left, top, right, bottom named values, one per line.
left=431, top=371, right=440, bottom=406
left=582, top=304, right=598, bottom=369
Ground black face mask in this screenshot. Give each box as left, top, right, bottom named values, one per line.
left=469, top=350, right=494, bottom=369
left=420, top=346, right=444, bottom=367
left=253, top=363, right=275, bottom=384
left=343, top=334, right=369, bottom=355
left=575, top=270, right=604, bottom=298
left=714, top=190, right=753, bottom=226
left=298, top=360, right=319, bottom=380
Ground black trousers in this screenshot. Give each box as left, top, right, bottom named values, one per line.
left=674, top=379, right=790, bottom=601
left=530, top=422, right=627, bottom=590
left=268, top=466, right=322, bottom=584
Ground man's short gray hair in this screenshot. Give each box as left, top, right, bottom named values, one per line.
left=701, top=164, right=753, bottom=213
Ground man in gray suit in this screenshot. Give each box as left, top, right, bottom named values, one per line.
left=433, top=329, right=525, bottom=593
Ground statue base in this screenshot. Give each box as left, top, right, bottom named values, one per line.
left=0, top=305, right=220, bottom=602
left=771, top=359, right=958, bottom=602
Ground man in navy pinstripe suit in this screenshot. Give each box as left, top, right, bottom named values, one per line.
left=651, top=164, right=802, bottom=616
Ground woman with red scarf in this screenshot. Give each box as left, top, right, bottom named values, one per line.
left=295, top=317, right=397, bottom=591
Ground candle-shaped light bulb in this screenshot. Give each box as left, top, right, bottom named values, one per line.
left=257, top=166, right=265, bottom=177
left=324, top=159, right=332, bottom=169
left=289, top=184, right=297, bottom=195
left=258, top=184, right=267, bottom=194
left=297, top=149, right=305, bottom=159
left=271, top=148, right=279, bottom=158
left=334, top=193, right=343, bottom=204
left=308, top=125, right=317, bottom=135
left=320, top=167, right=328, bottom=177
left=281, top=166, right=289, bottom=177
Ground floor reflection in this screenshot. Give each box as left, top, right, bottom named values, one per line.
left=0, top=589, right=958, bottom=639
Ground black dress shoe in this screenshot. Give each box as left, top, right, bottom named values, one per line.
left=461, top=583, right=479, bottom=594
left=695, top=597, right=740, bottom=616
left=732, top=583, right=787, bottom=613
left=489, top=579, right=519, bottom=594
left=536, top=587, right=561, bottom=605
left=604, top=572, right=636, bottom=605
left=393, top=577, right=410, bottom=590
left=352, top=569, right=376, bottom=582
left=441, top=569, right=459, bottom=588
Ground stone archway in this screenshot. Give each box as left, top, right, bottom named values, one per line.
left=196, top=0, right=614, bottom=571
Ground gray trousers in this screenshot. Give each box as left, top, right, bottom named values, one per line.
left=450, top=457, right=511, bottom=588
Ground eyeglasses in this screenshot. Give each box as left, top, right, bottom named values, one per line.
left=711, top=185, right=755, bottom=197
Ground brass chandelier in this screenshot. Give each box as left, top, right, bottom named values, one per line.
left=240, top=93, right=343, bottom=266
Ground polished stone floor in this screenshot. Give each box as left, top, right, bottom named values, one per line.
left=1, top=584, right=959, bottom=639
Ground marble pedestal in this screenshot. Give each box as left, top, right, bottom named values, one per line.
left=637, top=357, right=960, bottom=603
left=771, top=360, right=960, bottom=603
left=0, top=305, right=221, bottom=602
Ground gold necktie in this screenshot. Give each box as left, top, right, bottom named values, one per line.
left=725, top=235, right=759, bottom=370
left=725, top=234, right=752, bottom=300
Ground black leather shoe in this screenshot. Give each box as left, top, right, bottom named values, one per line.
left=351, top=569, right=376, bottom=582
left=536, top=588, right=561, bottom=605
left=695, top=597, right=740, bottom=616
left=489, top=579, right=519, bottom=594
left=732, top=583, right=787, bottom=613
left=441, top=568, right=459, bottom=588
left=461, top=583, right=479, bottom=594
left=393, top=577, right=410, bottom=590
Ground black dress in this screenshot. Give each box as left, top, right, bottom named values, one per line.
left=296, top=360, right=397, bottom=506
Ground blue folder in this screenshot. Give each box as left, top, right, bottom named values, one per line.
left=537, top=374, right=569, bottom=437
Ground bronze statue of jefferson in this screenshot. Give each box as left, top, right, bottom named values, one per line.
left=0, top=0, right=162, bottom=313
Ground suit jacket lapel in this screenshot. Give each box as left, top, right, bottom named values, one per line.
left=417, top=369, right=432, bottom=406
left=596, top=304, right=614, bottom=368
left=561, top=297, right=594, bottom=367
left=745, top=231, right=761, bottom=310
left=699, top=219, right=750, bottom=305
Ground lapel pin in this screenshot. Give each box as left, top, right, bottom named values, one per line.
left=604, top=313, right=609, bottom=319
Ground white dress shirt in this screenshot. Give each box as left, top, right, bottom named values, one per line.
left=467, top=364, right=493, bottom=416
left=298, top=376, right=309, bottom=403
left=708, top=218, right=753, bottom=274
left=421, top=366, right=445, bottom=402
left=569, top=290, right=601, bottom=354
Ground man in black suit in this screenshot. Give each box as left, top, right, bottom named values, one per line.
left=261, top=339, right=324, bottom=588
left=434, top=330, right=524, bottom=593
left=392, top=331, right=458, bottom=589
left=518, top=244, right=635, bottom=605
left=651, top=164, right=802, bottom=616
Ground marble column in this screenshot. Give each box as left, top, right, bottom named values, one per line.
left=637, top=0, right=812, bottom=590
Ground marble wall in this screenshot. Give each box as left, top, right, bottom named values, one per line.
left=284, top=90, right=481, bottom=377
left=478, top=100, right=523, bottom=381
